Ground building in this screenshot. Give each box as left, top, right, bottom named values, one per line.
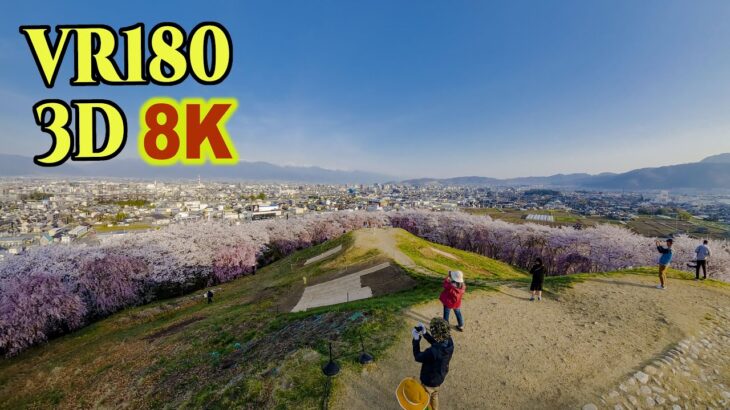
left=69, top=225, right=88, bottom=237
left=40, top=233, right=54, bottom=246
left=0, top=235, right=35, bottom=249
left=246, top=204, right=282, bottom=220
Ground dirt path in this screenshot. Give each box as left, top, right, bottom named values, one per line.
left=332, top=275, right=730, bottom=409
left=428, top=247, right=459, bottom=260
left=304, top=244, right=343, bottom=265
left=354, top=229, right=433, bottom=275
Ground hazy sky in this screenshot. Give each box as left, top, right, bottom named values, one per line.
left=2, top=1, right=730, bottom=178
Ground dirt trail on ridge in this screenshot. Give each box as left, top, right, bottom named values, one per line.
left=332, top=275, right=730, bottom=409
left=354, top=228, right=427, bottom=273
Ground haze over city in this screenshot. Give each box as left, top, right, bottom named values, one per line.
left=3, top=1, right=730, bottom=178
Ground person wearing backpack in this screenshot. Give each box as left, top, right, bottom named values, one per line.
left=439, top=270, right=466, bottom=331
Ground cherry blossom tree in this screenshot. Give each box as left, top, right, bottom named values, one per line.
left=212, top=243, right=258, bottom=284
left=0, top=272, right=86, bottom=355
left=76, top=253, right=147, bottom=316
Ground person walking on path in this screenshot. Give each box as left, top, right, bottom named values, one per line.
left=439, top=270, right=466, bottom=331
left=409, top=318, right=454, bottom=410
left=694, top=240, right=711, bottom=280
left=655, top=238, right=674, bottom=289
left=529, top=258, right=546, bottom=301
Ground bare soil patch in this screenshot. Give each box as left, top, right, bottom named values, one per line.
left=332, top=275, right=730, bottom=409
left=425, top=247, right=459, bottom=260
left=361, top=264, right=417, bottom=297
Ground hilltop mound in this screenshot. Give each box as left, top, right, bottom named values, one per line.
left=0, top=228, right=728, bottom=409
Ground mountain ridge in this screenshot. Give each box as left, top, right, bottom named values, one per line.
left=0, top=155, right=390, bottom=184
left=1, top=153, right=729, bottom=189
left=399, top=154, right=730, bottom=190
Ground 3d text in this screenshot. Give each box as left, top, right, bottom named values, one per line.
left=19, top=22, right=238, bottom=166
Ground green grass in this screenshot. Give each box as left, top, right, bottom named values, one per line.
left=93, top=223, right=155, bottom=233
left=627, top=216, right=730, bottom=240
left=394, top=228, right=526, bottom=280
left=462, top=207, right=620, bottom=228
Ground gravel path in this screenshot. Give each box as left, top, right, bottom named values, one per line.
left=332, top=275, right=730, bottom=409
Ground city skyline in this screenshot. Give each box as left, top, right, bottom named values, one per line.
left=3, top=1, right=730, bottom=178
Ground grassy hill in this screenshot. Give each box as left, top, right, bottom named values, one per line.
left=0, top=228, right=718, bottom=409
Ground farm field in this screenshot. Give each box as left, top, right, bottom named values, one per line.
left=463, top=208, right=730, bottom=239
left=92, top=223, right=155, bottom=233
left=627, top=216, right=730, bottom=240
left=463, top=208, right=621, bottom=227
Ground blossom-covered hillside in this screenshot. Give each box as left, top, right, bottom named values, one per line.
left=391, top=210, right=730, bottom=277
left=0, top=212, right=387, bottom=355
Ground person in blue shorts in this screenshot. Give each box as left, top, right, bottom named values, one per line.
left=655, top=238, right=673, bottom=290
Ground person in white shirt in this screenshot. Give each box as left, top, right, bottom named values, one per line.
left=694, top=240, right=711, bottom=280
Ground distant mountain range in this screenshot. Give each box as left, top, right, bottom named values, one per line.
left=0, top=154, right=390, bottom=184
left=1, top=153, right=729, bottom=189
left=399, top=153, right=730, bottom=190
left=399, top=173, right=598, bottom=187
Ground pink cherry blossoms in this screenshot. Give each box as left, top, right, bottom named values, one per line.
left=389, top=210, right=730, bottom=277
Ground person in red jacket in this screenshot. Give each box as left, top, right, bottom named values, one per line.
left=439, top=270, right=466, bottom=331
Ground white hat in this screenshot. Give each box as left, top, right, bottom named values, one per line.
left=449, top=270, right=464, bottom=283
